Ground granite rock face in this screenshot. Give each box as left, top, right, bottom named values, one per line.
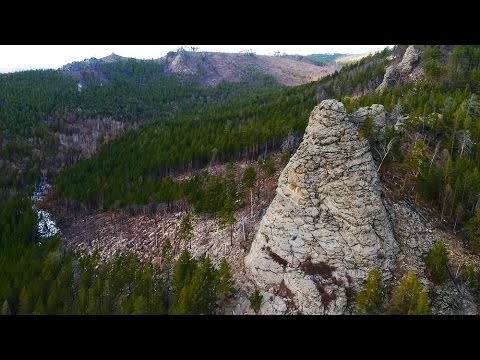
left=387, top=200, right=478, bottom=315
left=244, top=100, right=400, bottom=314
left=398, top=45, right=420, bottom=76
left=377, top=45, right=420, bottom=91
left=352, top=104, right=387, bottom=129
left=377, top=65, right=400, bottom=91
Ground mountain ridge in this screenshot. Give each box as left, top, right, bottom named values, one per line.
left=61, top=50, right=343, bottom=87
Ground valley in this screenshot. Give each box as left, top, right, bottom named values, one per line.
left=1, top=45, right=480, bottom=315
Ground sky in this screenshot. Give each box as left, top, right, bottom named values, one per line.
left=0, top=45, right=390, bottom=72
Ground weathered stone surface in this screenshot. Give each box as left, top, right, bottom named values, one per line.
left=352, top=104, right=387, bottom=129
left=398, top=45, right=420, bottom=76
left=244, top=99, right=400, bottom=314
left=387, top=199, right=477, bottom=315
left=377, top=45, right=421, bottom=91
left=377, top=65, right=399, bottom=91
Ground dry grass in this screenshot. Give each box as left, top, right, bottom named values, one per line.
left=334, top=52, right=373, bottom=65
left=165, top=51, right=340, bottom=87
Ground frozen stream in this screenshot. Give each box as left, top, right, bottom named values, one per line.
left=32, top=180, right=59, bottom=239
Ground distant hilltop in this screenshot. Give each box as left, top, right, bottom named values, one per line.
left=61, top=50, right=352, bottom=87
left=0, top=66, right=42, bottom=73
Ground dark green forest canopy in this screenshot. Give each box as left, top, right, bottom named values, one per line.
left=0, top=58, right=285, bottom=315
left=0, top=59, right=280, bottom=199
left=55, top=49, right=393, bottom=210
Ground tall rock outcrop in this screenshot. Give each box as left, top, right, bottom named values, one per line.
left=245, top=99, right=399, bottom=314
left=377, top=45, right=421, bottom=91
left=397, top=45, right=420, bottom=76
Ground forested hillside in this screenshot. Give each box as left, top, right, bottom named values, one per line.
left=279, top=53, right=346, bottom=66
left=3, top=45, right=480, bottom=314
left=0, top=59, right=279, bottom=199
left=56, top=49, right=392, bottom=213
left=343, top=45, right=480, bottom=252
left=0, top=57, right=277, bottom=314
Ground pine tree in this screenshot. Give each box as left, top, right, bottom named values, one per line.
left=32, top=298, right=47, bottom=315
left=217, top=198, right=236, bottom=246
left=426, top=240, right=449, bottom=284
left=465, top=209, right=480, bottom=252
left=18, top=286, right=33, bottom=314
left=174, top=285, right=193, bottom=315
left=171, top=250, right=197, bottom=314
left=216, top=258, right=236, bottom=306
left=160, top=239, right=174, bottom=308
left=178, top=213, right=193, bottom=250
left=260, top=156, right=276, bottom=180
left=133, top=295, right=148, bottom=314
left=413, top=290, right=430, bottom=314
left=191, top=257, right=217, bottom=314
left=260, top=156, right=276, bottom=199
left=86, top=288, right=98, bottom=315
left=46, top=287, right=59, bottom=314
left=403, top=140, right=431, bottom=193
left=241, top=166, right=257, bottom=217
left=359, top=115, right=376, bottom=143
left=249, top=289, right=263, bottom=315
left=115, top=293, right=132, bottom=314
left=225, top=161, right=238, bottom=200
left=464, top=262, right=478, bottom=290
left=388, top=272, right=431, bottom=315
left=356, top=269, right=384, bottom=314
left=161, top=239, right=174, bottom=275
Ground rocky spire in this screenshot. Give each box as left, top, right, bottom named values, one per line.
left=377, top=45, right=421, bottom=91
left=245, top=99, right=399, bottom=314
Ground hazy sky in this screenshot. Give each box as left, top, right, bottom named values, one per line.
left=0, top=45, right=389, bottom=72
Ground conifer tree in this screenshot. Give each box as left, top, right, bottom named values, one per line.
left=249, top=289, right=263, bottom=315
left=388, top=272, right=431, bottom=315
left=464, top=262, right=478, bottom=290
left=465, top=209, right=480, bottom=252
left=216, top=258, right=236, bottom=305
left=241, top=166, right=257, bottom=217
left=217, top=198, right=236, bottom=246
left=356, top=269, right=384, bottom=315
left=178, top=213, right=194, bottom=250
left=426, top=240, right=449, bottom=284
